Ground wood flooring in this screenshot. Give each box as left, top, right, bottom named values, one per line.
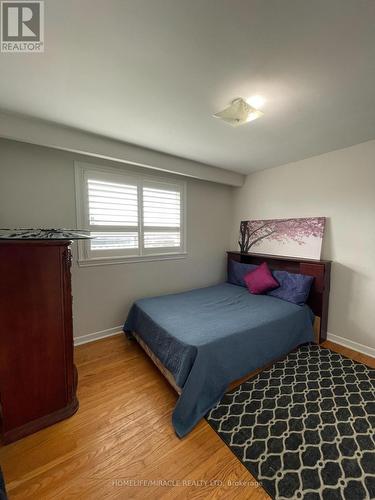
left=0, top=335, right=374, bottom=499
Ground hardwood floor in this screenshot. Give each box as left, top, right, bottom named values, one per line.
left=0, top=336, right=374, bottom=499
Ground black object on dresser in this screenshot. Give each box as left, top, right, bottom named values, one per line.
left=0, top=240, right=78, bottom=444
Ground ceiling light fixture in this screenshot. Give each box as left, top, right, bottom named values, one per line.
left=214, top=97, right=264, bottom=127
left=246, top=94, right=266, bottom=110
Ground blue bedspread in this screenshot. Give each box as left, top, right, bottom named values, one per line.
left=123, top=283, right=314, bottom=437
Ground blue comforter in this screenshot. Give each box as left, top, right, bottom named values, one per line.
left=123, top=283, right=314, bottom=437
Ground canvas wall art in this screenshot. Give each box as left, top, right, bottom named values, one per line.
left=239, top=217, right=326, bottom=260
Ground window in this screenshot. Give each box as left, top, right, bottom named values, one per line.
left=75, top=163, right=186, bottom=264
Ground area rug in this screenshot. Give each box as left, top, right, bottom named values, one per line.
left=206, top=343, right=375, bottom=500
left=0, top=468, right=7, bottom=500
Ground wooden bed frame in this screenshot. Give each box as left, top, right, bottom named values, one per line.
left=132, top=251, right=331, bottom=394
left=227, top=251, right=331, bottom=344
left=133, top=332, right=182, bottom=394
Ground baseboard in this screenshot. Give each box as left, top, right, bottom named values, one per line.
left=74, top=327, right=375, bottom=357
left=74, top=326, right=123, bottom=346
left=326, top=332, right=375, bottom=359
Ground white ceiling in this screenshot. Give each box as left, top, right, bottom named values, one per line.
left=0, top=0, right=374, bottom=174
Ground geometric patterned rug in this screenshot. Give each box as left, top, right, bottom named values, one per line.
left=0, top=467, right=7, bottom=500
left=206, top=344, right=375, bottom=500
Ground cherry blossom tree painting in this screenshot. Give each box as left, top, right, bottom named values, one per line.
left=238, top=217, right=326, bottom=260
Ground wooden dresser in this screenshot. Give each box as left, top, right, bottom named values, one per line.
left=0, top=240, right=78, bottom=444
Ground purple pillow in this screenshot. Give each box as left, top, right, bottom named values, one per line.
left=227, top=260, right=257, bottom=287
left=267, top=270, right=314, bottom=305
left=244, top=262, right=280, bottom=295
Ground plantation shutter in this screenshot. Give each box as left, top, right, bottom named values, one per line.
left=77, top=164, right=186, bottom=262
left=86, top=176, right=139, bottom=256
left=142, top=181, right=183, bottom=253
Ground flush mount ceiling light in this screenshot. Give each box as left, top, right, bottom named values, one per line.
left=246, top=94, right=266, bottom=110
left=213, top=97, right=264, bottom=127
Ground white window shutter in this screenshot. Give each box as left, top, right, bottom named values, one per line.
left=75, top=163, right=186, bottom=262
left=86, top=177, right=139, bottom=256
left=88, top=179, right=138, bottom=227
left=142, top=183, right=182, bottom=251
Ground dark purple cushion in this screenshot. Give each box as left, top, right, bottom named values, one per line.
left=267, top=270, right=314, bottom=305
left=227, top=259, right=257, bottom=287
left=244, top=262, right=280, bottom=295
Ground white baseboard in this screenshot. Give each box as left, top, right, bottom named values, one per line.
left=326, top=332, right=375, bottom=359
left=73, top=327, right=375, bottom=358
left=74, top=325, right=123, bottom=346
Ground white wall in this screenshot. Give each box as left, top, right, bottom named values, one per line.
left=2, top=136, right=374, bottom=350
left=232, top=140, right=375, bottom=350
left=0, top=111, right=244, bottom=187
left=0, top=138, right=234, bottom=338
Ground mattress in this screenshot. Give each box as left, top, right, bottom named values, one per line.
left=124, top=283, right=314, bottom=437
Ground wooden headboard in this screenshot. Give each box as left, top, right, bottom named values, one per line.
left=227, top=251, right=331, bottom=344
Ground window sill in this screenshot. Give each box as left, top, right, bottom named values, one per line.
left=77, top=252, right=188, bottom=267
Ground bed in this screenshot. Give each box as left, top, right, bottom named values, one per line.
left=123, top=252, right=331, bottom=437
